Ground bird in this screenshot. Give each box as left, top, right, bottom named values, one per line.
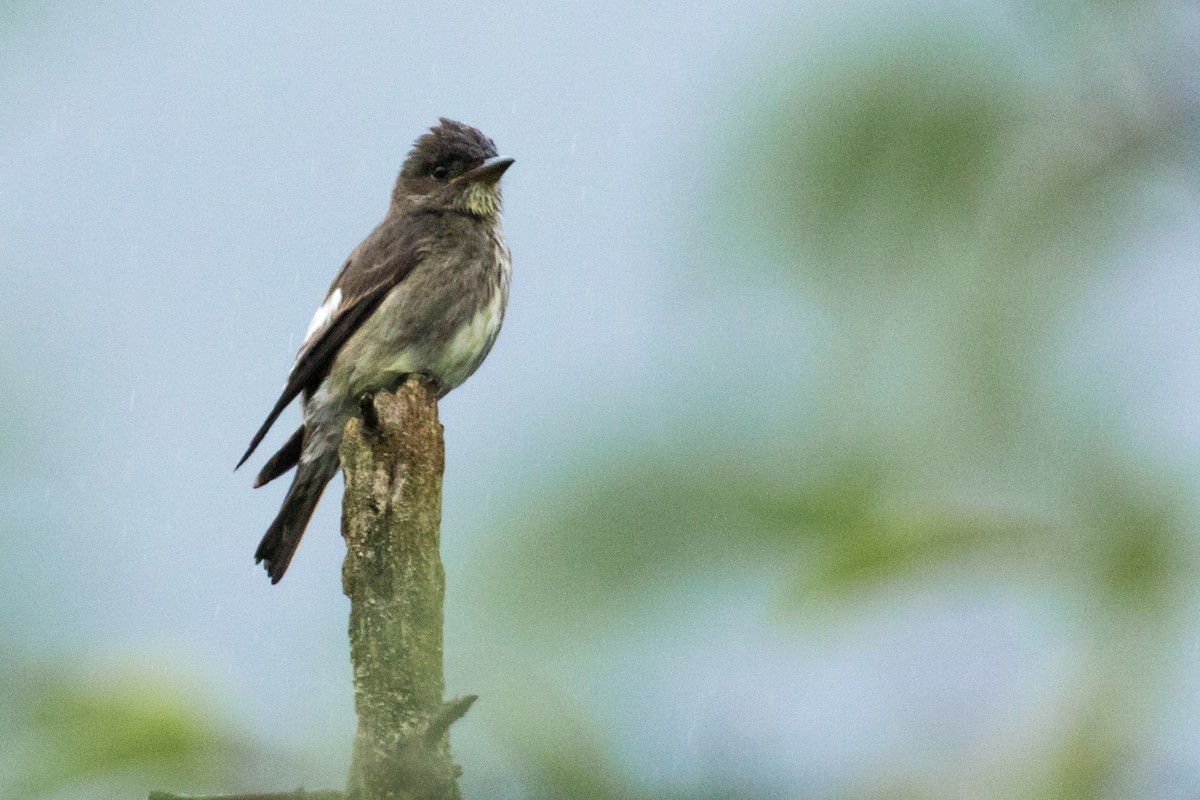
left=237, top=119, right=513, bottom=583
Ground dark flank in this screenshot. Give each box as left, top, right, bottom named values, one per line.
left=238, top=119, right=513, bottom=583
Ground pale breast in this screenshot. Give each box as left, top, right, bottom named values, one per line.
left=431, top=232, right=511, bottom=390
left=432, top=287, right=504, bottom=387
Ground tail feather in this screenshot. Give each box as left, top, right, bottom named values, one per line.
left=254, top=425, right=305, bottom=488
left=255, top=456, right=338, bottom=583
left=237, top=389, right=294, bottom=469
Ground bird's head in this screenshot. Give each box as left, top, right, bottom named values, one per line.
left=393, top=118, right=513, bottom=219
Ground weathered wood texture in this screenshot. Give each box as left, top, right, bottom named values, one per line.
left=340, top=380, right=471, bottom=800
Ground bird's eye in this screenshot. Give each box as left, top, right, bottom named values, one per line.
left=432, top=165, right=450, bottom=181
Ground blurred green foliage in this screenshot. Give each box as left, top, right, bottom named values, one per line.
left=472, top=3, right=1200, bottom=798
left=745, top=35, right=1019, bottom=277
left=0, top=662, right=259, bottom=799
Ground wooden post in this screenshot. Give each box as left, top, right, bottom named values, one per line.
left=151, top=377, right=474, bottom=800
left=340, top=379, right=474, bottom=800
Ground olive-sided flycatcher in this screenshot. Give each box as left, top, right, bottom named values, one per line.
left=237, top=119, right=513, bottom=583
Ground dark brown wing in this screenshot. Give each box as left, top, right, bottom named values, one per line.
left=236, top=216, right=422, bottom=469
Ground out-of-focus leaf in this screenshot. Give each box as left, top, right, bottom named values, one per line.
left=484, top=682, right=644, bottom=800
left=731, top=34, right=1022, bottom=287
left=484, top=677, right=788, bottom=800
left=1046, top=725, right=1118, bottom=800
left=479, top=448, right=1056, bottom=634
left=476, top=451, right=887, bottom=635
left=980, top=111, right=1169, bottom=278
left=1075, top=461, right=1186, bottom=611
left=1036, top=694, right=1132, bottom=800
left=3, top=665, right=253, bottom=800
left=794, top=504, right=1042, bottom=605
left=482, top=437, right=1193, bottom=631
left=725, top=25, right=1189, bottom=303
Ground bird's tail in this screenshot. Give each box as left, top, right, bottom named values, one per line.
left=255, top=455, right=338, bottom=583
left=254, top=425, right=304, bottom=488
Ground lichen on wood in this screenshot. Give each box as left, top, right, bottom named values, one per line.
left=340, top=379, right=472, bottom=800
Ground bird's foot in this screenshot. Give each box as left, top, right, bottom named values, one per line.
left=418, top=372, right=446, bottom=397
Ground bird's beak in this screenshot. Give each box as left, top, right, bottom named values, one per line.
left=455, top=156, right=514, bottom=185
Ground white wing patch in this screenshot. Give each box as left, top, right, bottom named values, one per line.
left=304, top=288, right=342, bottom=344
